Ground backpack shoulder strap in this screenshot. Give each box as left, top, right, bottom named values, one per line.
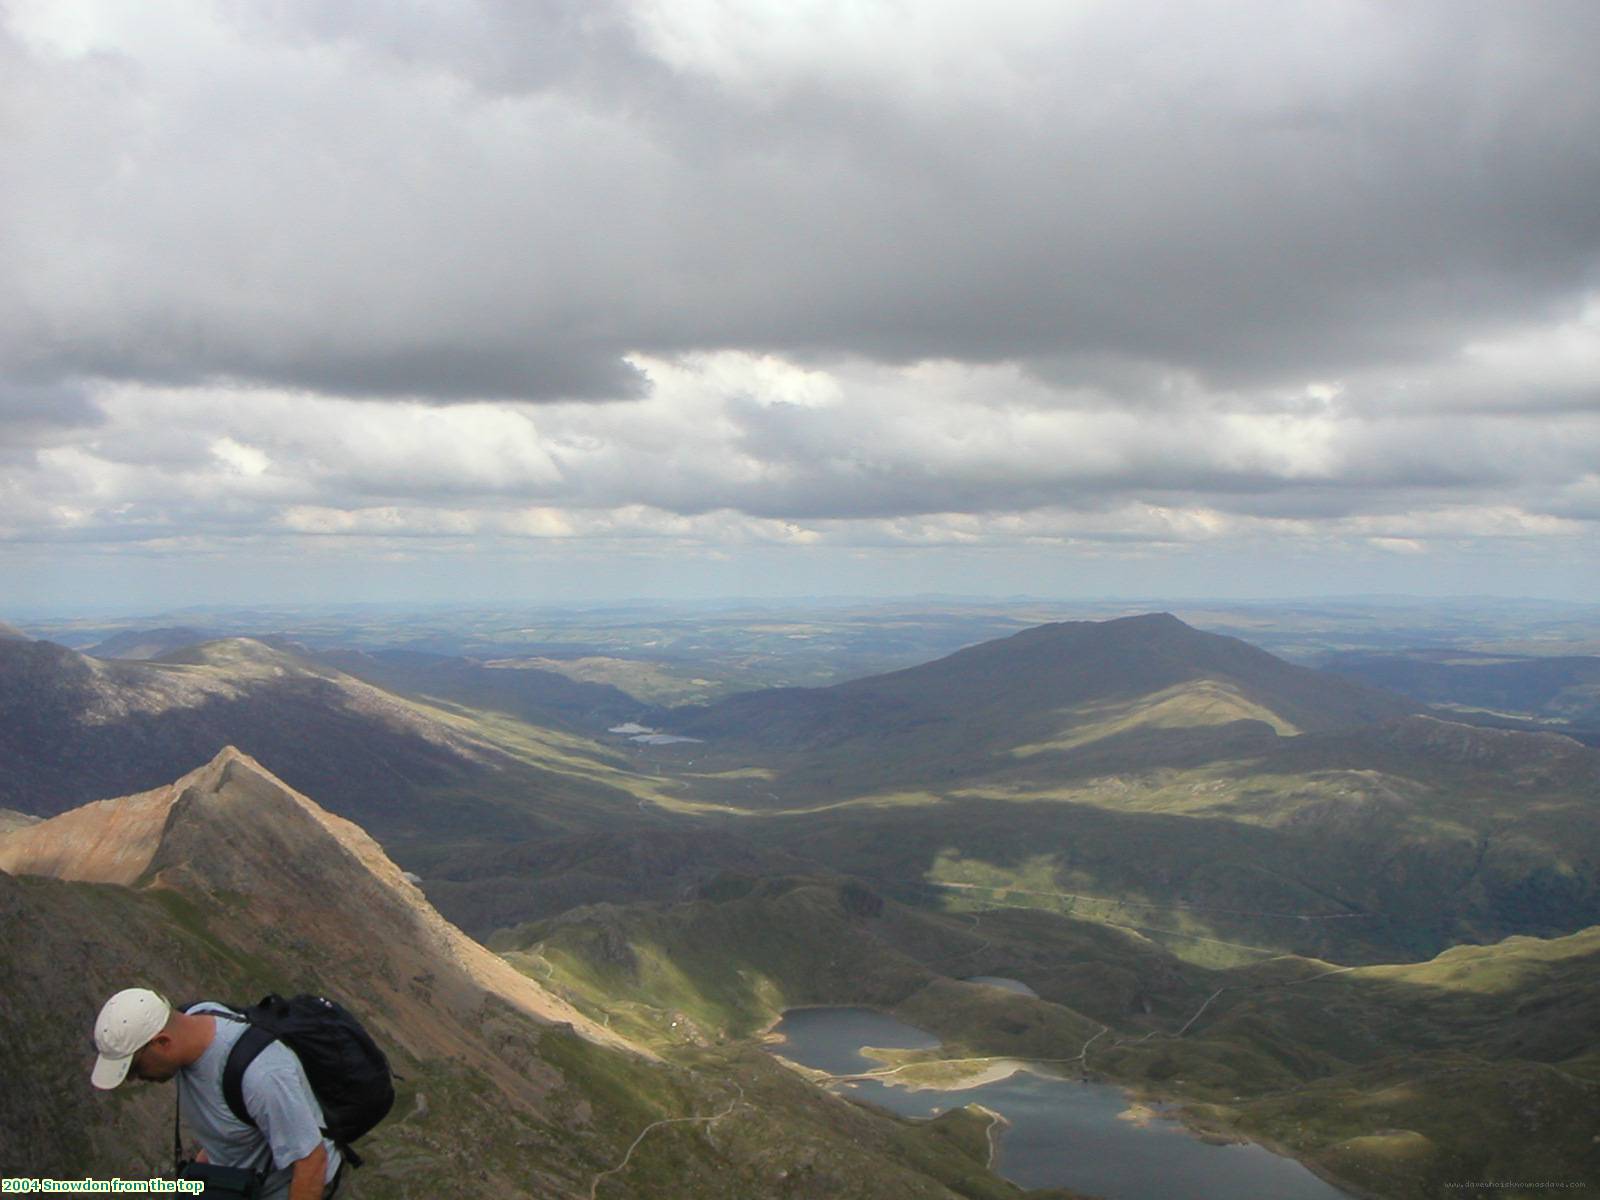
left=221, top=1023, right=279, bottom=1129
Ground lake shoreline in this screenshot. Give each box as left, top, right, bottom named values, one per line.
left=762, top=1002, right=1367, bottom=1200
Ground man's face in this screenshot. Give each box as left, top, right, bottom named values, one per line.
left=129, top=1034, right=180, bottom=1083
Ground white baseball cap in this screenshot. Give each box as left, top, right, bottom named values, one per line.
left=91, top=988, right=171, bottom=1089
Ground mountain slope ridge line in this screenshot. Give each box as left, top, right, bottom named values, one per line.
left=0, top=745, right=640, bottom=1058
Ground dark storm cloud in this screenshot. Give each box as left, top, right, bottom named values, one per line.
left=3, top=1, right=1598, bottom=402
left=0, top=378, right=103, bottom=464
left=0, top=379, right=98, bottom=431
left=61, top=339, right=648, bottom=404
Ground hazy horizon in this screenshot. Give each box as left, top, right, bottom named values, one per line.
left=9, top=589, right=1598, bottom=625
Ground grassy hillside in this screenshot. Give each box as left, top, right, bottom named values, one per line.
left=3, top=870, right=1059, bottom=1199
left=1322, top=649, right=1600, bottom=733
left=732, top=747, right=1600, bottom=966
left=1, top=756, right=1061, bottom=1199
left=420, top=828, right=815, bottom=938
left=496, top=877, right=1600, bottom=1199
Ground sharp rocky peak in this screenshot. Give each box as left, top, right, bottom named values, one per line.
left=0, top=747, right=631, bottom=1053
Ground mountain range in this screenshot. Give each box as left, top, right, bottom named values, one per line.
left=1322, top=648, right=1600, bottom=739
left=0, top=633, right=657, bottom=852
left=666, top=613, right=1414, bottom=753
left=4, top=610, right=1598, bottom=1198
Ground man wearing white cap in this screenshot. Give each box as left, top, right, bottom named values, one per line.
left=91, top=988, right=342, bottom=1199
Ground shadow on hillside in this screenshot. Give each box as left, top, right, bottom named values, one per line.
left=724, top=787, right=1600, bottom=966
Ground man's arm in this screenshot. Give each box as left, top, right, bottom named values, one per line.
left=287, top=1142, right=328, bottom=1200
left=240, top=1055, right=334, bottom=1196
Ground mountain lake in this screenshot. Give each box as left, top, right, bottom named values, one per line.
left=962, top=975, right=1039, bottom=997
left=768, top=1005, right=1350, bottom=1200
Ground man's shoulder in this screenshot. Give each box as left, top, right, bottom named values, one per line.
left=240, top=1036, right=309, bottom=1080
left=185, top=1000, right=244, bottom=1019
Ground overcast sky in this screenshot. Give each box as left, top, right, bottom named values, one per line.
left=3, top=0, right=1598, bottom=611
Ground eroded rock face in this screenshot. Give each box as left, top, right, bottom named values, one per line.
left=0, top=773, right=178, bottom=885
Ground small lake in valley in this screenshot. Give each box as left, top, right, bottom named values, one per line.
left=961, top=975, right=1039, bottom=997
left=768, top=1006, right=1349, bottom=1200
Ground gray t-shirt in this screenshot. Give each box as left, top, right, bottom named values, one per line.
left=179, top=1003, right=341, bottom=1195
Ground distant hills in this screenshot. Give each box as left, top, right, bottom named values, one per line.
left=0, top=635, right=646, bottom=842
left=10, top=616, right=1596, bottom=964
left=662, top=613, right=1414, bottom=784
left=86, top=625, right=219, bottom=660
left=0, top=635, right=503, bottom=824
left=299, top=645, right=655, bottom=734
left=1323, top=648, right=1600, bottom=736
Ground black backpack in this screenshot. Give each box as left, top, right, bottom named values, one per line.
left=189, top=994, right=396, bottom=1168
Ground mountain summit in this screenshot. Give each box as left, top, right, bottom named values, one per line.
left=665, top=613, right=1413, bottom=758
left=0, top=746, right=614, bottom=1045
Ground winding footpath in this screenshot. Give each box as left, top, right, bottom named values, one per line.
left=588, top=1085, right=747, bottom=1199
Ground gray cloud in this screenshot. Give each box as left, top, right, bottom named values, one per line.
left=0, top=379, right=98, bottom=430
left=2, top=2, right=1598, bottom=402
left=3, top=2, right=1599, bottom=607
left=0, top=378, right=103, bottom=467
left=9, top=359, right=1590, bottom=540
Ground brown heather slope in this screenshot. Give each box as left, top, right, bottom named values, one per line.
left=0, top=747, right=618, bottom=1046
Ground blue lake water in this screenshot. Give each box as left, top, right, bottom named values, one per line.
left=771, top=1007, right=942, bottom=1075
left=768, top=1006, right=1349, bottom=1200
